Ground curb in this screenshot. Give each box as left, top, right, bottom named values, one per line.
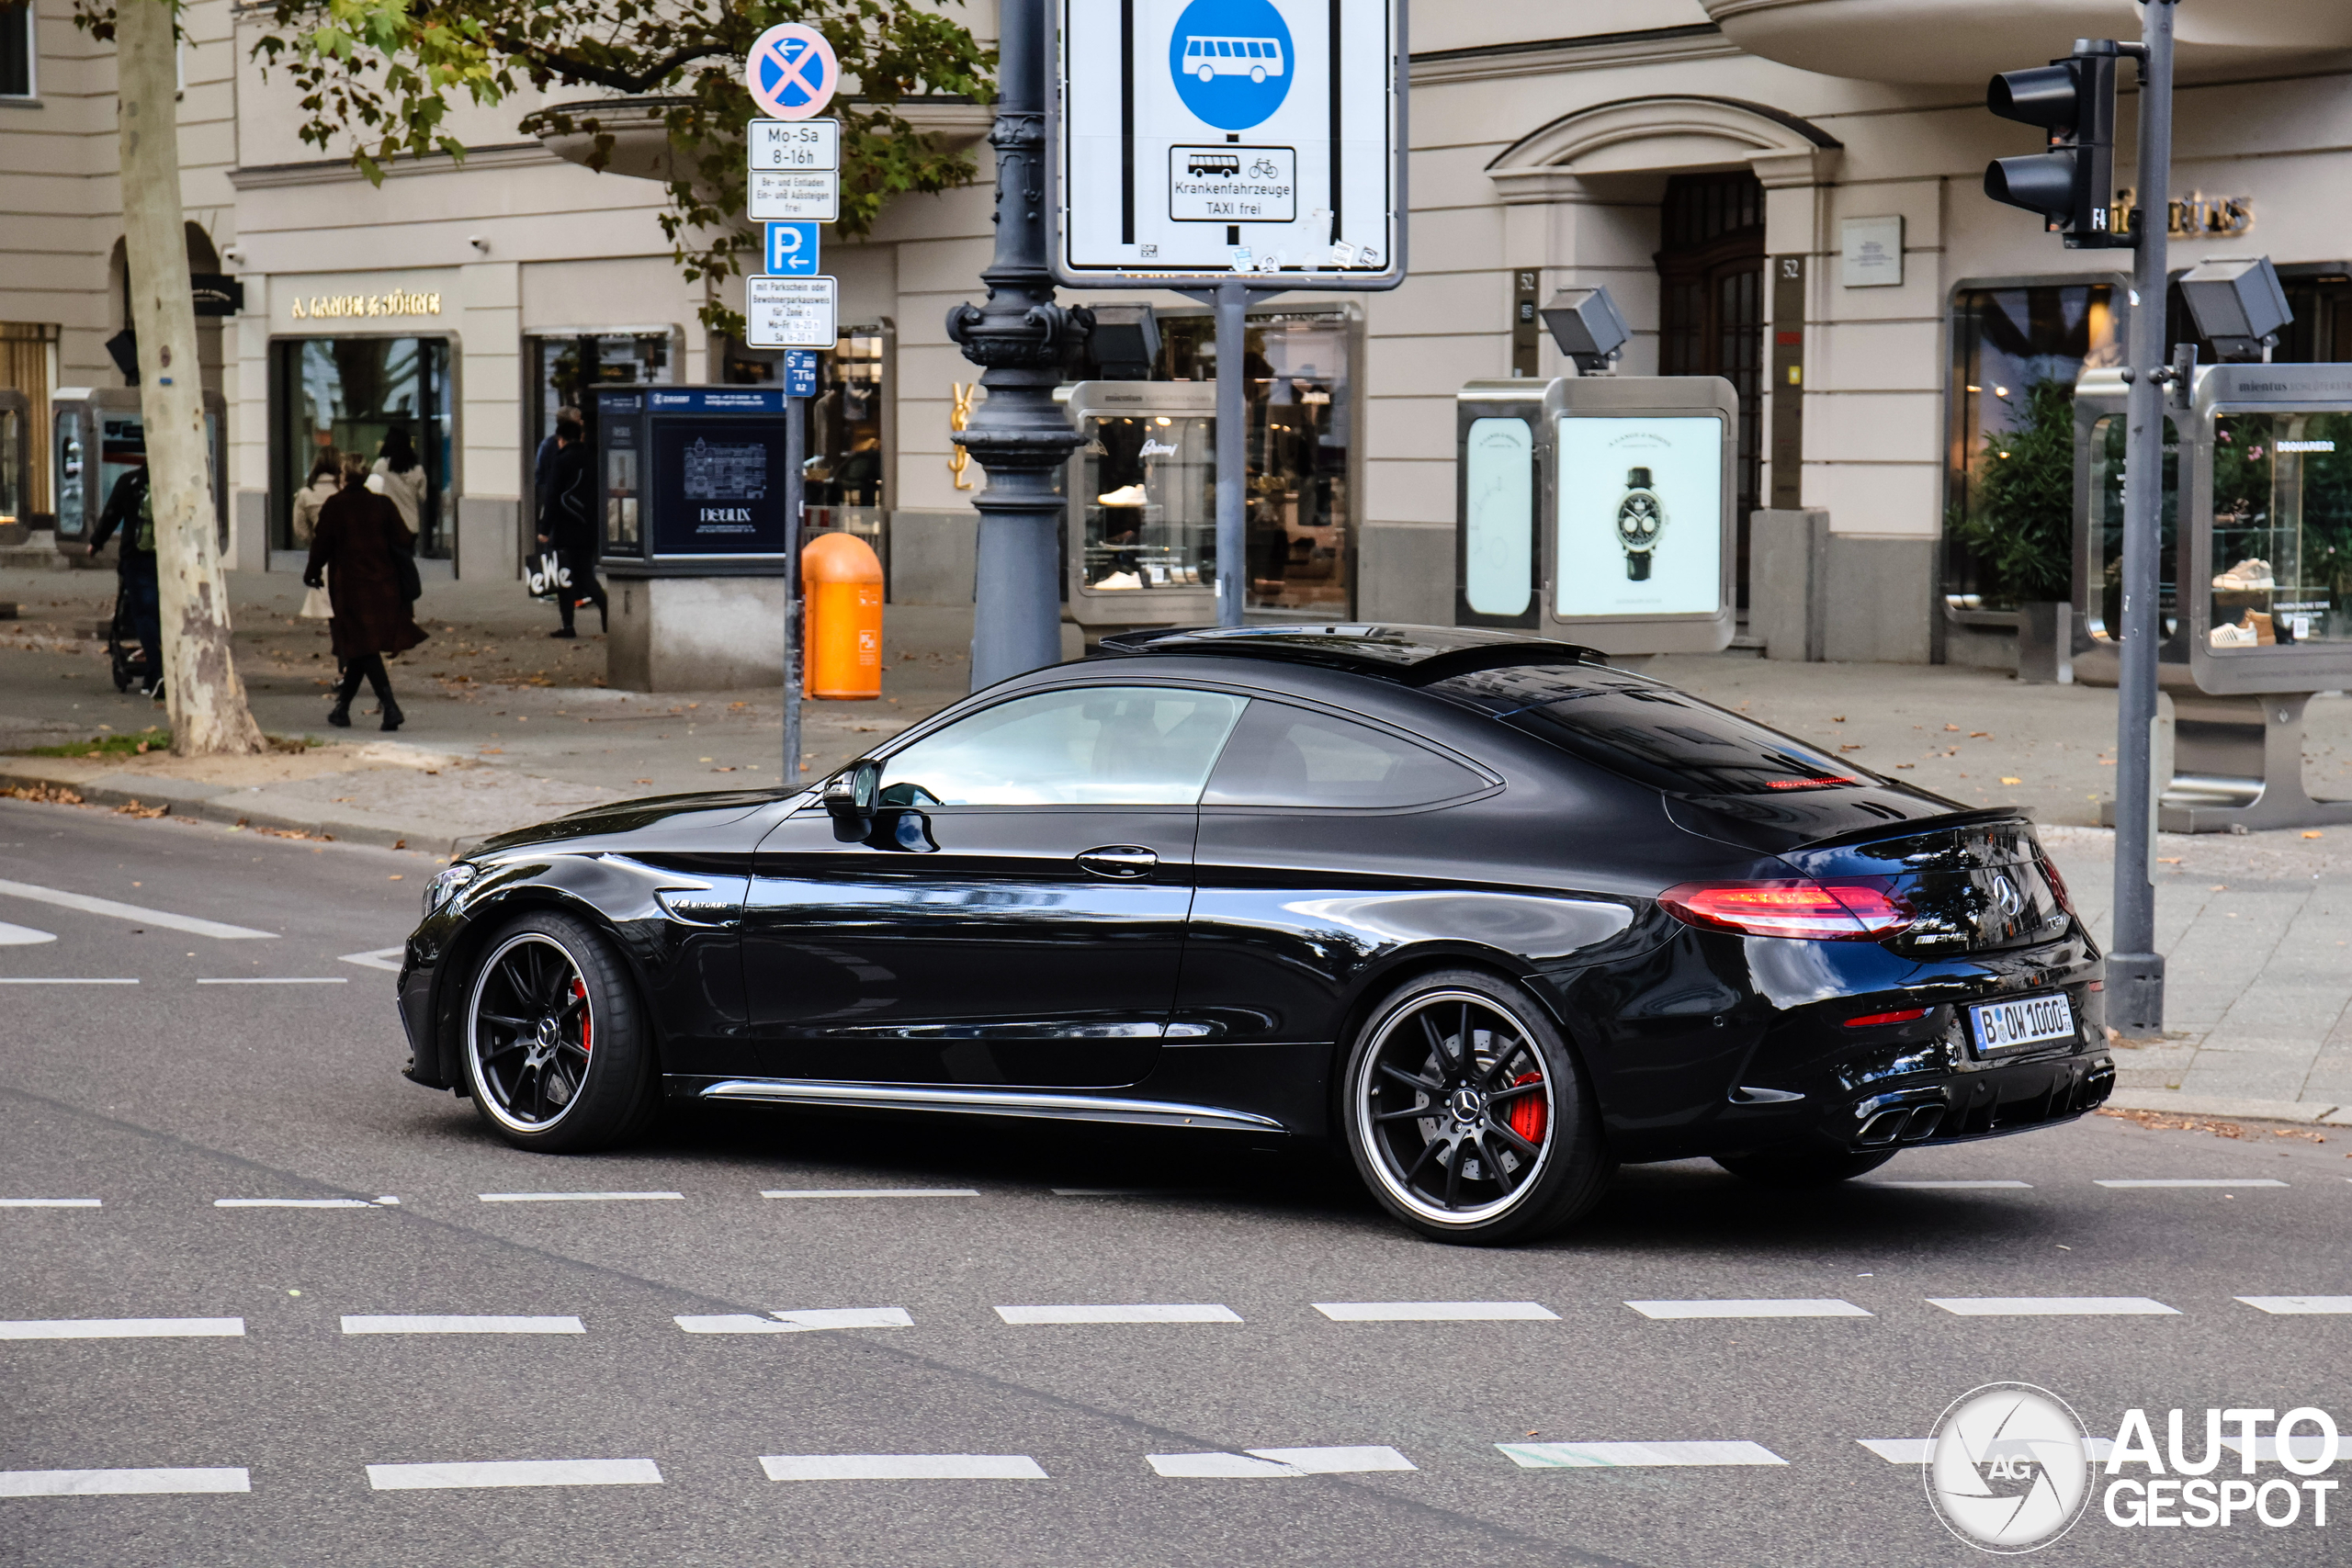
left=0, top=765, right=462, bottom=859
left=2103, top=1089, right=2348, bottom=1126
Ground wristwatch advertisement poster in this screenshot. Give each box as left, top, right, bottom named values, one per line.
left=1553, top=414, right=1724, bottom=618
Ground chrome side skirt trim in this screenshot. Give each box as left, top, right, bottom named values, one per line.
left=691, top=1077, right=1284, bottom=1134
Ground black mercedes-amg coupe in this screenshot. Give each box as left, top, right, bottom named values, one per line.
left=395, top=625, right=2110, bottom=1244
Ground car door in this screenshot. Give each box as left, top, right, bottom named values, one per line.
left=741, top=682, right=1247, bottom=1088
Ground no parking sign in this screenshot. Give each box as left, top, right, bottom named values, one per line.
left=745, top=23, right=838, bottom=121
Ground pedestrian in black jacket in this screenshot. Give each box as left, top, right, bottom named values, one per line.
left=537, top=413, right=606, bottom=638
left=86, top=466, right=162, bottom=694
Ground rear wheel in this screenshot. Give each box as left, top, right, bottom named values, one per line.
left=1713, top=1146, right=1897, bottom=1188
left=1340, top=970, right=1612, bottom=1245
left=459, top=910, right=657, bottom=1153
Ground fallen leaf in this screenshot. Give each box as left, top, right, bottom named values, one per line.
left=633, top=779, right=653, bottom=785
left=1943, top=723, right=1960, bottom=731
left=2000, top=776, right=2022, bottom=785
left=1970, top=731, right=1991, bottom=738
left=2157, top=856, right=2182, bottom=864
left=2210, top=885, right=2226, bottom=891
left=2305, top=830, right=2325, bottom=840
left=388, top=874, right=402, bottom=881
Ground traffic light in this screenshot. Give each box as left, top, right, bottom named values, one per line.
left=1984, top=40, right=2123, bottom=248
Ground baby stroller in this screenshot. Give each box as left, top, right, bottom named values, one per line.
left=106, top=574, right=154, bottom=694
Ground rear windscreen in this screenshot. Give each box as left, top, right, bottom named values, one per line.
left=1498, top=684, right=1878, bottom=797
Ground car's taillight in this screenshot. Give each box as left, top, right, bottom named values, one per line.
left=1657, top=879, right=1914, bottom=942
left=1846, top=1007, right=1929, bottom=1028
left=2036, top=852, right=2077, bottom=917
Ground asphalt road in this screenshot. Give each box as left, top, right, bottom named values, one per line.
left=3, top=799, right=2349, bottom=1566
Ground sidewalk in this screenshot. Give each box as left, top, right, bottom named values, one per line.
left=6, top=578, right=2349, bottom=1113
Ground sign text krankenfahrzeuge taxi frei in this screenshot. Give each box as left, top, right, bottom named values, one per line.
left=743, top=22, right=839, bottom=349
left=1051, top=0, right=1405, bottom=289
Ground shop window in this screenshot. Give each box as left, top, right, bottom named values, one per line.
left=720, top=324, right=892, bottom=571
left=1154, top=307, right=1353, bottom=614
left=0, top=1, right=32, bottom=98
left=526, top=332, right=674, bottom=541
left=1945, top=284, right=2121, bottom=615
left=0, top=322, right=55, bottom=515
left=272, top=337, right=453, bottom=558
left=2084, top=410, right=2178, bottom=646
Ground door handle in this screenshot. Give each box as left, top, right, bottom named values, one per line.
left=1077, top=845, right=1158, bottom=879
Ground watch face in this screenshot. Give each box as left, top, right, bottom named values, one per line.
left=1616, top=491, right=1661, bottom=547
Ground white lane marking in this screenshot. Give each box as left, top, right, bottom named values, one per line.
left=1871, top=1179, right=2033, bottom=1189
left=758, top=1454, right=1046, bottom=1481
left=0, top=1317, right=244, bottom=1339
left=0, top=1467, right=249, bottom=1496
left=676, top=1308, right=912, bottom=1335
left=213, top=1198, right=378, bottom=1209
left=0, top=978, right=138, bottom=985
left=367, top=1459, right=661, bottom=1491
left=342, top=1315, right=584, bottom=1335
left=0, top=920, right=56, bottom=945
left=1148, top=1445, right=1414, bottom=1477
left=196, top=977, right=346, bottom=986
left=995, top=1303, right=1240, bottom=1325
left=2237, top=1295, right=2352, bottom=1314
left=0, top=1199, right=101, bottom=1208
left=1863, top=1438, right=2116, bottom=1463
left=1499, top=1441, right=1787, bottom=1469
left=761, top=1189, right=979, bottom=1199
left=477, top=1191, right=684, bottom=1202
left=0, top=878, right=275, bottom=940
left=340, top=947, right=405, bottom=972
left=1928, top=1296, right=2179, bottom=1315
left=2097, top=1179, right=2288, bottom=1188
left=1626, top=1299, right=1872, bottom=1319
left=1314, top=1302, right=1558, bottom=1323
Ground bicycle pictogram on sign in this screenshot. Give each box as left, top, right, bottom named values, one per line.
left=746, top=23, right=838, bottom=121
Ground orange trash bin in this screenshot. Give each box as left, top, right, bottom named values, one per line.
left=802, top=531, right=884, bottom=699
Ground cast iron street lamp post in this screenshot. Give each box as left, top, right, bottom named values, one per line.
left=946, top=0, right=1091, bottom=692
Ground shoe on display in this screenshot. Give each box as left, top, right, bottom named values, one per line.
left=2211, top=619, right=2257, bottom=648
left=1091, top=570, right=1143, bottom=591
left=2211, top=558, right=2275, bottom=592
left=1096, top=484, right=1148, bottom=507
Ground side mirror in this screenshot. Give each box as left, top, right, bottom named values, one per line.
left=823, top=759, right=880, bottom=829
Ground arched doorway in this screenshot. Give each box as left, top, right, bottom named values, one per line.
left=1655, top=171, right=1764, bottom=606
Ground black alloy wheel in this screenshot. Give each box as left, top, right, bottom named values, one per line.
left=461, top=910, right=656, bottom=1152
left=1342, top=969, right=1612, bottom=1245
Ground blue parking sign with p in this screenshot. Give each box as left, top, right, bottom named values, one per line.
left=765, top=221, right=821, bottom=276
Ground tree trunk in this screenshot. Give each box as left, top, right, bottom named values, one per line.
left=117, top=0, right=264, bottom=757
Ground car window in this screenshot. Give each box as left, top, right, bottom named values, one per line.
left=1505, top=685, right=1870, bottom=796
left=1202, top=701, right=1485, bottom=809
left=877, top=686, right=1246, bottom=807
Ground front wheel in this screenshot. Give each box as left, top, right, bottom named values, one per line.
left=1713, top=1146, right=1897, bottom=1188
left=459, top=910, right=657, bottom=1153
left=1340, top=970, right=1612, bottom=1245
left=1196, top=64, right=1214, bottom=83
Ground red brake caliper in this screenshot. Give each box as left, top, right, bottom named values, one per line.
left=1507, top=1072, right=1547, bottom=1144
left=572, top=978, right=591, bottom=1055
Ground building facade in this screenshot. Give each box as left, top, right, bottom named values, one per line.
left=5, top=0, right=2348, bottom=669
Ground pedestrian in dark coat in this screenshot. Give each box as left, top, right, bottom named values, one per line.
left=305, top=454, right=424, bottom=731
left=537, top=412, right=606, bottom=637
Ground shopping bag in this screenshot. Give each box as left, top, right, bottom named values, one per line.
left=526, top=552, right=572, bottom=600
left=299, top=581, right=334, bottom=619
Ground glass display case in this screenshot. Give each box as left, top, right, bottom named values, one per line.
left=1063, top=381, right=1217, bottom=626
left=2204, top=412, right=2352, bottom=652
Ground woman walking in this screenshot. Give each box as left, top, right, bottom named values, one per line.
left=369, top=426, right=427, bottom=539
left=305, top=453, right=424, bottom=731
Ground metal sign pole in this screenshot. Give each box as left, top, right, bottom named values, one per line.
left=1215, top=277, right=1249, bottom=627
left=2110, top=1, right=2175, bottom=1033
left=783, top=389, right=805, bottom=783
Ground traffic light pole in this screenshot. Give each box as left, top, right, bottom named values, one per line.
left=2109, top=0, right=2176, bottom=1034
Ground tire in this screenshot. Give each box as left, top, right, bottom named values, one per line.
left=458, top=909, right=658, bottom=1153
left=1196, top=64, right=1214, bottom=84
left=1340, top=968, right=1613, bottom=1245
left=1713, top=1146, right=1898, bottom=1189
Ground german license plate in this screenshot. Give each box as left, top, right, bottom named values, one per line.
left=1970, top=993, right=2075, bottom=1054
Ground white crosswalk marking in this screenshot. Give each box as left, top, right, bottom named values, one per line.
left=366, top=1459, right=662, bottom=1490
left=0, top=919, right=56, bottom=945
left=0, top=978, right=138, bottom=985
left=761, top=1189, right=979, bottom=1199
left=0, top=877, right=275, bottom=940
left=0, top=1467, right=249, bottom=1496
left=759, top=1454, right=1046, bottom=1481
left=339, top=947, right=406, bottom=972
left=0, top=1317, right=244, bottom=1339
left=2236, top=1295, right=2352, bottom=1314
left=1314, top=1302, right=1557, bottom=1322
left=2097, top=1179, right=2288, bottom=1188
left=1626, top=1299, right=1871, bottom=1319
left=0, top=1199, right=100, bottom=1207
left=676, top=1308, right=911, bottom=1334
left=995, top=1303, right=1239, bottom=1325
left=1149, top=1445, right=1416, bottom=1478
left=1928, top=1296, right=2178, bottom=1315
left=214, top=1198, right=376, bottom=1209
left=477, top=1191, right=684, bottom=1202
left=342, top=1316, right=584, bottom=1335
left=1499, top=1440, right=1787, bottom=1468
